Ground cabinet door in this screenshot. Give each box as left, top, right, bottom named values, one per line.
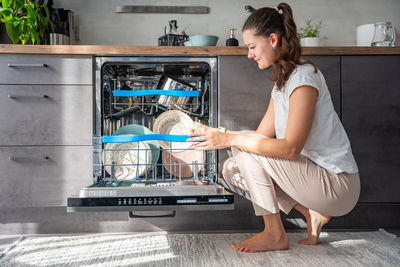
left=303, top=56, right=341, bottom=116
left=342, top=56, right=400, bottom=202
left=219, top=56, right=341, bottom=130
left=218, top=56, right=274, bottom=176
left=219, top=56, right=274, bottom=131
left=0, top=55, right=92, bottom=85
left=0, top=146, right=92, bottom=207
left=0, top=85, right=92, bottom=145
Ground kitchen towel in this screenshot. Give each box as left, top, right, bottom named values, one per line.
left=0, top=229, right=399, bottom=266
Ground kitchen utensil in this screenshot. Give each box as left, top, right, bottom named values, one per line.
left=371, top=21, right=396, bottom=47
left=184, top=35, right=218, bottom=46
left=113, top=124, right=160, bottom=167
left=156, top=75, right=196, bottom=109
left=158, top=20, right=189, bottom=46
left=163, top=149, right=204, bottom=178
left=153, top=110, right=194, bottom=150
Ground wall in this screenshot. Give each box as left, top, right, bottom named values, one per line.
left=48, top=0, right=400, bottom=46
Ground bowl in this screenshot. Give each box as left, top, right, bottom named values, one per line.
left=104, top=138, right=151, bottom=181
left=186, top=35, right=219, bottom=46
left=113, top=124, right=160, bottom=167
left=162, top=149, right=204, bottom=178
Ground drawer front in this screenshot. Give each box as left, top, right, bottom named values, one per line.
left=0, top=85, right=92, bottom=145
left=0, top=146, right=92, bottom=208
left=0, top=55, right=92, bottom=85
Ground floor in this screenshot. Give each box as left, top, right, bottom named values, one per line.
left=1, top=229, right=399, bottom=254
left=1, top=230, right=399, bottom=267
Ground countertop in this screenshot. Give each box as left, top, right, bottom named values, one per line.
left=0, top=45, right=400, bottom=55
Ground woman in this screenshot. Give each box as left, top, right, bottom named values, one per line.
left=187, top=3, right=360, bottom=253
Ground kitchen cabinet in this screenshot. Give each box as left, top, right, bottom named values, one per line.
left=218, top=55, right=341, bottom=173
left=342, top=55, right=400, bottom=202
left=219, top=56, right=340, bottom=131
left=0, top=146, right=92, bottom=207
left=302, top=56, right=341, bottom=117
left=0, top=55, right=92, bottom=85
left=0, top=54, right=93, bottom=208
left=0, top=85, right=92, bottom=146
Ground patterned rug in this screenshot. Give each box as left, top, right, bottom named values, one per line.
left=0, top=229, right=399, bottom=267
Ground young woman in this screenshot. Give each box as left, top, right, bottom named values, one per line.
left=187, top=3, right=360, bottom=253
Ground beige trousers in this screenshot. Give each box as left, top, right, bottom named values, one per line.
left=221, top=131, right=360, bottom=217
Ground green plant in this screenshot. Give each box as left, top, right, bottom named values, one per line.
left=298, top=20, right=323, bottom=38
left=0, top=0, right=54, bottom=44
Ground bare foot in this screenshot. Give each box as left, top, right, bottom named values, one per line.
left=298, top=209, right=331, bottom=245
left=232, top=231, right=289, bottom=253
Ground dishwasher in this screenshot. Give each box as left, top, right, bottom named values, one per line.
left=67, top=56, right=234, bottom=217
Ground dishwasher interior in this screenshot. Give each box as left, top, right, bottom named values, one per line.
left=67, top=56, right=234, bottom=213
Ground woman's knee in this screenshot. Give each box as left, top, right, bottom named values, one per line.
left=222, top=157, right=239, bottom=181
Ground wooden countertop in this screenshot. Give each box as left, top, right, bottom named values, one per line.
left=0, top=44, right=400, bottom=55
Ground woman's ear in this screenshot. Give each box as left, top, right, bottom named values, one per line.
left=269, top=33, right=279, bottom=49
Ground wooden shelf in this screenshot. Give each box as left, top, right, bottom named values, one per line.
left=1, top=44, right=400, bottom=55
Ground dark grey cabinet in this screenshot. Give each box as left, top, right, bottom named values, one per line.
left=303, top=56, right=341, bottom=117
left=342, top=55, right=400, bottom=202
left=218, top=55, right=341, bottom=170
left=218, top=56, right=273, bottom=131
left=219, top=56, right=341, bottom=131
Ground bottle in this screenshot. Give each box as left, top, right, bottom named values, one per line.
left=226, top=29, right=239, bottom=46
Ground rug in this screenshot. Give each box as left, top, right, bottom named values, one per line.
left=0, top=229, right=399, bottom=267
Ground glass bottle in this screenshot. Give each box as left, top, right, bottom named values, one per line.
left=226, top=29, right=239, bottom=46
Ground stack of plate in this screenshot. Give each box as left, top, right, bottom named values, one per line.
left=153, top=110, right=204, bottom=178
left=105, top=125, right=160, bottom=181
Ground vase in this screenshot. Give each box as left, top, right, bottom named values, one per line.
left=300, top=37, right=320, bottom=47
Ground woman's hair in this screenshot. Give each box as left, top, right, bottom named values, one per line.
left=242, top=2, right=316, bottom=90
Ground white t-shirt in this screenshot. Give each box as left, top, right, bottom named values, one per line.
left=271, top=64, right=358, bottom=174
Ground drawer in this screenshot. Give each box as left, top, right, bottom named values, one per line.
left=0, top=146, right=92, bottom=208
left=0, top=85, right=92, bottom=145
left=0, top=55, right=92, bottom=85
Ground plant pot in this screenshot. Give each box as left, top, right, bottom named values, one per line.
left=300, top=37, right=320, bottom=47
left=0, top=23, right=12, bottom=44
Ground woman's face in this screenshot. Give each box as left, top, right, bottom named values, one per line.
left=242, top=29, right=278, bottom=69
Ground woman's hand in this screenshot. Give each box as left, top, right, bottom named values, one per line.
left=187, top=122, right=234, bottom=151
left=189, top=121, right=218, bottom=136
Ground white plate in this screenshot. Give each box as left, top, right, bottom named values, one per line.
left=104, top=140, right=151, bottom=181
left=153, top=110, right=194, bottom=151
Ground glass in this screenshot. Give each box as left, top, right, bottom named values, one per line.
left=371, top=22, right=396, bottom=47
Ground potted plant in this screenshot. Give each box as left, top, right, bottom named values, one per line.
left=298, top=20, right=325, bottom=47
left=0, top=0, right=53, bottom=45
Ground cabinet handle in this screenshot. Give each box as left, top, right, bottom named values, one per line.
left=8, top=94, right=50, bottom=99
left=9, top=156, right=50, bottom=162
left=7, top=63, right=48, bottom=68
left=129, top=211, right=176, bottom=218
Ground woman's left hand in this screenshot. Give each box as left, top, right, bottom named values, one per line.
left=187, top=123, right=233, bottom=151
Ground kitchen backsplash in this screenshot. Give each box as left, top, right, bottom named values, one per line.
left=2, top=0, right=399, bottom=46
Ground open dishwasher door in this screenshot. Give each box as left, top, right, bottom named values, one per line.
left=67, top=56, right=234, bottom=213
